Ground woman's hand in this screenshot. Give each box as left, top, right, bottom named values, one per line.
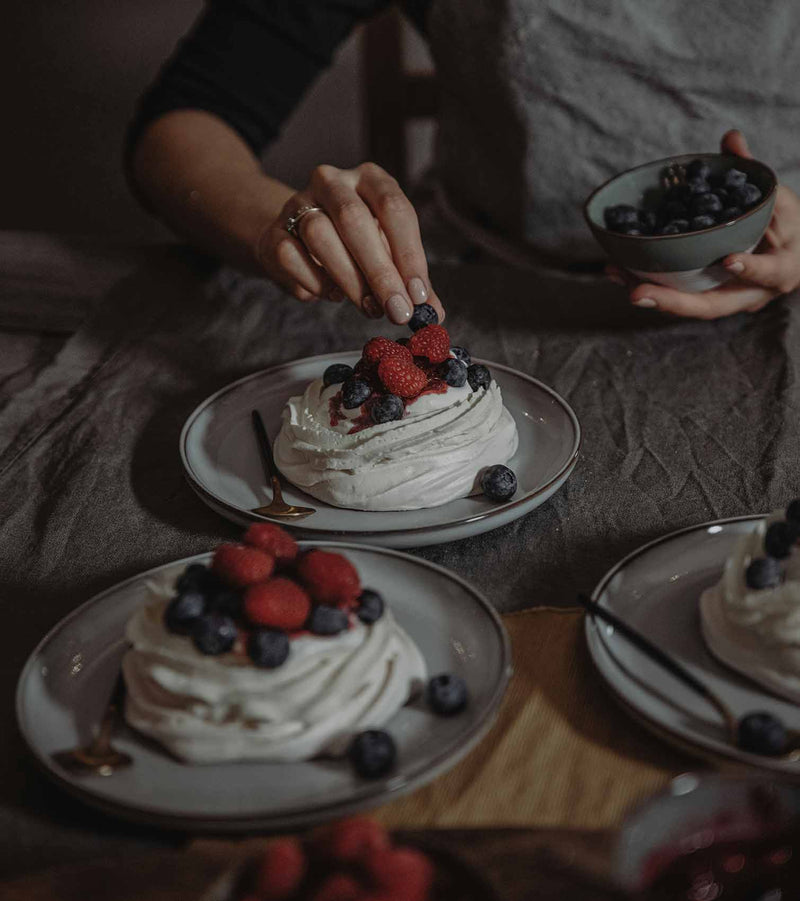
left=608, top=130, right=800, bottom=319
left=257, top=162, right=445, bottom=325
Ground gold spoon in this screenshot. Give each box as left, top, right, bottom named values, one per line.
left=249, top=410, right=315, bottom=519
left=53, top=674, right=132, bottom=776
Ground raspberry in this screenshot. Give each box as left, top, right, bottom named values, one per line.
left=212, top=544, right=274, bottom=587
left=255, top=837, right=307, bottom=901
left=244, top=578, right=311, bottom=630
left=365, top=848, right=434, bottom=901
left=408, top=324, right=450, bottom=363
left=297, top=549, right=361, bottom=606
left=244, top=522, right=299, bottom=566
left=312, top=818, right=390, bottom=864
left=363, top=337, right=413, bottom=366
left=377, top=359, right=427, bottom=399
left=311, top=874, right=364, bottom=901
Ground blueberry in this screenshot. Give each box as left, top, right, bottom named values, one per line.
left=480, top=464, right=518, bottom=502
left=664, top=184, right=692, bottom=205
left=371, top=393, right=404, bottom=424
left=427, top=673, right=469, bottom=716
left=603, top=204, right=639, bottom=232
left=660, top=219, right=690, bottom=235
left=357, top=589, right=385, bottom=624
left=724, top=168, right=748, bottom=188
left=745, top=556, right=782, bottom=590
left=786, top=498, right=800, bottom=524
left=718, top=206, right=742, bottom=222
left=308, top=605, right=348, bottom=636
left=619, top=227, right=642, bottom=236
left=348, top=730, right=396, bottom=778
left=341, top=378, right=372, bottom=410
left=638, top=210, right=657, bottom=233
left=686, top=177, right=710, bottom=196
left=690, top=215, right=716, bottom=231
left=192, top=613, right=237, bottom=655
left=659, top=200, right=688, bottom=223
left=247, top=628, right=290, bottom=668
left=731, top=182, right=762, bottom=208
left=691, top=192, right=723, bottom=216
left=467, top=364, right=491, bottom=391
left=440, top=358, right=468, bottom=387
left=175, top=563, right=219, bottom=596
left=450, top=346, right=471, bottom=366
left=408, top=302, right=438, bottom=332
left=764, top=521, right=798, bottom=559
left=686, top=159, right=711, bottom=182
left=737, top=712, right=788, bottom=756
left=207, top=585, right=243, bottom=618
left=712, top=187, right=729, bottom=204
left=164, top=590, right=207, bottom=635
left=323, top=363, right=354, bottom=387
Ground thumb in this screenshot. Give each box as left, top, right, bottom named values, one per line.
left=721, top=129, right=753, bottom=159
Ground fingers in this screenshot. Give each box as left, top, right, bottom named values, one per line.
left=628, top=280, right=775, bottom=319
left=721, top=129, right=752, bottom=159
left=722, top=248, right=800, bottom=295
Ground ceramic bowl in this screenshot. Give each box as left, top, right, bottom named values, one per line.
left=584, top=153, right=777, bottom=292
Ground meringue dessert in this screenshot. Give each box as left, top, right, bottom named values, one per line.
left=273, top=322, right=519, bottom=511
left=700, top=503, right=800, bottom=704
left=122, top=528, right=428, bottom=764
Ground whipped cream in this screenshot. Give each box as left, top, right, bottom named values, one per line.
left=700, top=512, right=800, bottom=703
left=122, top=578, right=427, bottom=764
left=273, top=376, right=518, bottom=511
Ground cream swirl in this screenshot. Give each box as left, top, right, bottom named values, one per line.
left=700, top=512, right=800, bottom=703
left=122, top=579, right=427, bottom=764
left=273, top=377, right=518, bottom=511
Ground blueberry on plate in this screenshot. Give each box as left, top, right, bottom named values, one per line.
left=408, top=302, right=438, bottom=332
left=686, top=159, right=711, bottom=182
left=603, top=204, right=638, bottom=231
left=308, top=605, right=349, bottom=636
left=192, top=613, right=237, bottom=655
left=764, top=521, right=798, bottom=559
left=467, top=363, right=491, bottom=391
left=341, top=377, right=372, bottom=410
left=208, top=585, right=243, bottom=618
left=370, top=393, right=404, bottom=424
left=349, top=730, right=397, bottom=778
left=427, top=673, right=469, bottom=716
left=356, top=588, right=385, bottom=625
left=690, top=215, right=716, bottom=231
left=745, top=556, right=782, bottom=590
left=480, top=464, right=518, bottom=502
left=440, top=358, right=468, bottom=387
left=737, top=712, right=788, bottom=756
left=724, top=168, right=748, bottom=188
left=786, top=498, right=800, bottom=524
left=323, top=363, right=354, bottom=387
left=164, top=590, right=207, bottom=635
left=175, top=563, right=219, bottom=596
left=248, top=628, right=290, bottom=668
left=450, top=346, right=471, bottom=366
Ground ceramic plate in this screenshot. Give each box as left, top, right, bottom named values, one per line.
left=17, top=544, right=511, bottom=831
left=585, top=515, right=800, bottom=774
left=180, top=352, right=580, bottom=548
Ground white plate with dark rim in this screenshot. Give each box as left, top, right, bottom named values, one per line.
left=179, top=352, right=580, bottom=548
left=16, top=543, right=511, bottom=831
left=585, top=515, right=800, bottom=775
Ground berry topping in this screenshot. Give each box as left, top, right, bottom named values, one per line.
left=356, top=588, right=385, bottom=625
left=309, top=874, right=362, bottom=901
left=408, top=302, right=438, bottom=332
left=244, top=522, right=299, bottom=566
left=192, top=613, right=237, bottom=655
left=466, top=363, right=491, bottom=391
left=298, top=549, right=362, bottom=605
left=308, top=605, right=349, bottom=635
left=737, top=712, right=788, bottom=757
left=323, top=363, right=354, bottom=387
left=764, top=521, right=798, bottom=559
left=313, top=816, right=390, bottom=863
left=175, top=563, right=219, bottom=596
left=255, top=837, right=307, bottom=900
left=362, top=336, right=413, bottom=365
left=370, top=393, right=404, bottom=424
left=349, top=729, right=396, bottom=778
left=341, top=378, right=373, bottom=410
left=248, top=628, right=291, bottom=668
left=207, top=585, right=243, bottom=619
left=212, top=543, right=275, bottom=587
left=377, top=358, right=427, bottom=398
left=787, top=498, right=800, bottom=524
left=366, top=847, right=434, bottom=901
left=745, top=557, right=782, bottom=590
left=408, top=324, right=451, bottom=363
left=450, top=345, right=471, bottom=366
left=427, top=673, right=469, bottom=716
left=439, top=358, right=468, bottom=387
left=244, top=578, right=312, bottom=630
left=164, top=590, right=206, bottom=635
left=481, top=464, right=518, bottom=501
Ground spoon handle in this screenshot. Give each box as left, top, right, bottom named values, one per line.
left=251, top=410, right=284, bottom=501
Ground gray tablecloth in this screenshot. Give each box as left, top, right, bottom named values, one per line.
left=1, top=234, right=799, bottom=876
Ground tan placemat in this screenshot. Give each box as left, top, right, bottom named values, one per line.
left=376, top=608, right=698, bottom=830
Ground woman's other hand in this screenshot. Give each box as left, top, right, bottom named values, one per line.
left=257, top=162, right=445, bottom=325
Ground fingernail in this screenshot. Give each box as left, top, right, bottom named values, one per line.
left=363, top=295, right=383, bottom=319
left=386, top=294, right=413, bottom=323
left=633, top=297, right=658, bottom=309
left=725, top=260, right=745, bottom=274
left=407, top=277, right=428, bottom=305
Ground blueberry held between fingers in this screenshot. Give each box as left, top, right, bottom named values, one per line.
left=349, top=729, right=397, bottom=778
left=341, top=377, right=372, bottom=410
left=370, top=393, right=404, bottom=424
left=467, top=363, right=491, bottom=391
left=308, top=604, right=348, bottom=636
left=427, top=673, right=469, bottom=716
left=786, top=498, right=800, bottom=524
left=440, top=358, right=468, bottom=387
left=248, top=628, right=290, bottom=668
left=408, top=302, right=438, bottom=332
left=323, top=363, right=354, bottom=387
left=481, top=464, right=518, bottom=502
left=356, top=588, right=385, bottom=624
left=192, top=613, right=237, bottom=655
left=745, top=557, right=782, bottom=590
left=165, top=590, right=206, bottom=635
left=737, top=712, right=788, bottom=756
left=764, top=521, right=798, bottom=559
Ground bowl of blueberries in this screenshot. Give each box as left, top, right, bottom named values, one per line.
left=584, top=153, right=777, bottom=292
